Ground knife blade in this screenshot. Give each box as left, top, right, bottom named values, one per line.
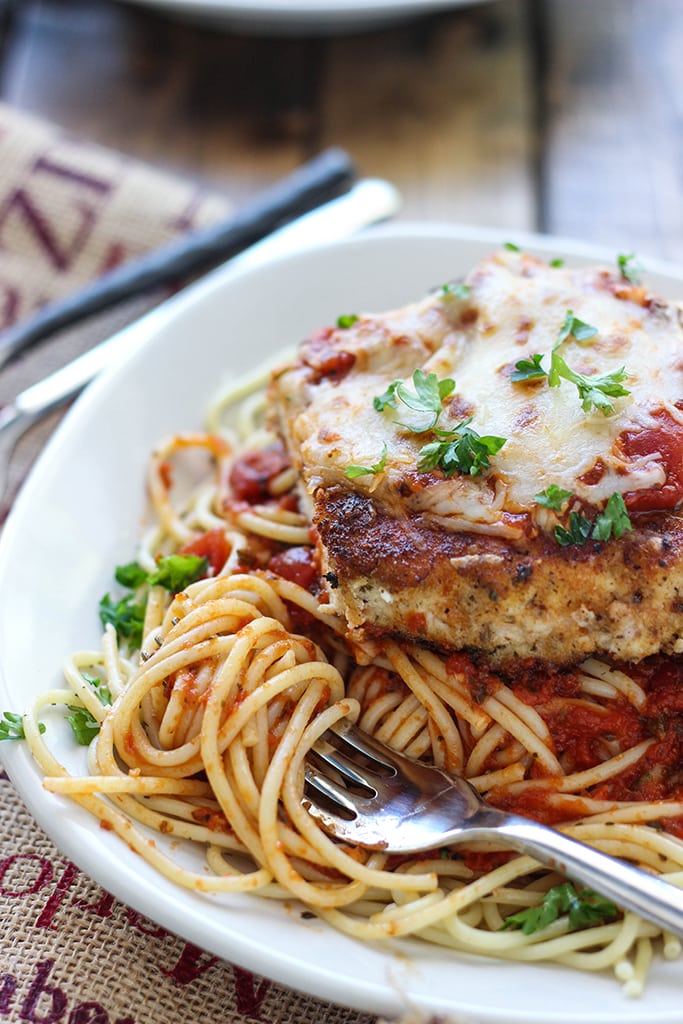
left=0, top=177, right=401, bottom=507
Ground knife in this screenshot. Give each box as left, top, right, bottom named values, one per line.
left=0, top=177, right=401, bottom=506
left=0, top=147, right=356, bottom=371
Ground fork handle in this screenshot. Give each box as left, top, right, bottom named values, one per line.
left=475, top=811, right=683, bottom=938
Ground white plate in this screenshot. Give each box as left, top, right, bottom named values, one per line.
left=119, top=0, right=492, bottom=34
left=2, top=225, right=683, bottom=1024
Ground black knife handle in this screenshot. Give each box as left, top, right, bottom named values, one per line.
left=0, top=146, right=356, bottom=369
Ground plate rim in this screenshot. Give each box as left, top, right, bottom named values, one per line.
left=117, top=0, right=496, bottom=32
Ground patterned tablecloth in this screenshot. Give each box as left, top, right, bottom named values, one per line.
left=0, top=103, right=392, bottom=1024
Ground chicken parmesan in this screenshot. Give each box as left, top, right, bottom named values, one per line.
left=272, top=248, right=683, bottom=665
left=16, top=242, right=683, bottom=999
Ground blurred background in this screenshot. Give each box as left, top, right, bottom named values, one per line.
left=2, top=0, right=680, bottom=262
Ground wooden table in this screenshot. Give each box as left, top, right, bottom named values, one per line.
left=2, top=0, right=681, bottom=264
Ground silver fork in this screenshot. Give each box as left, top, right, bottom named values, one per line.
left=304, top=721, right=683, bottom=938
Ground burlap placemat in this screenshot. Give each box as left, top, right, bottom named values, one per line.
left=0, top=100, right=232, bottom=521
left=0, top=103, right=387, bottom=1024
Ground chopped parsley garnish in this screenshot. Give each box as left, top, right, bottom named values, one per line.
left=65, top=673, right=112, bottom=746
left=502, top=882, right=618, bottom=935
left=511, top=353, right=547, bottom=382
left=0, top=711, right=45, bottom=741
left=1, top=672, right=109, bottom=745
left=101, top=554, right=208, bottom=650
left=417, top=419, right=506, bottom=477
left=373, top=381, right=400, bottom=412
left=374, top=369, right=456, bottom=433
left=148, top=554, right=208, bottom=592
left=534, top=485, right=574, bottom=510
left=345, top=443, right=388, bottom=479
left=374, top=370, right=504, bottom=476
left=395, top=369, right=456, bottom=431
left=549, top=258, right=564, bottom=268
left=591, top=492, right=633, bottom=541
left=548, top=353, right=630, bottom=415
left=115, top=561, right=149, bottom=588
left=504, top=241, right=521, bottom=252
left=99, top=593, right=147, bottom=648
left=511, top=311, right=630, bottom=415
left=117, top=555, right=208, bottom=594
left=556, top=309, right=598, bottom=346
left=336, top=314, right=359, bottom=329
left=554, top=510, right=593, bottom=547
left=617, top=252, right=643, bottom=285
left=553, top=492, right=632, bottom=547
left=65, top=706, right=101, bottom=746
left=82, top=672, right=112, bottom=707
left=441, top=282, right=471, bottom=300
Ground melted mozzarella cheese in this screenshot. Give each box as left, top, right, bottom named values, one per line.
left=280, top=250, right=683, bottom=538
left=428, top=262, right=681, bottom=508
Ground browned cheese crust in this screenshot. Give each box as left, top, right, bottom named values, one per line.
left=270, top=249, right=683, bottom=666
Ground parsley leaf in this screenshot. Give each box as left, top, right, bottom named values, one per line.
left=591, top=493, right=633, bottom=541
left=441, top=282, right=471, bottom=300
left=511, top=353, right=547, bottom=383
left=82, top=672, right=112, bottom=707
left=553, top=493, right=633, bottom=547
left=504, top=241, right=521, bottom=252
left=65, top=706, right=101, bottom=746
left=554, top=510, right=593, bottom=547
left=374, top=370, right=456, bottom=431
left=502, top=882, right=618, bottom=935
left=148, top=554, right=208, bottom=592
left=102, top=554, right=207, bottom=650
left=64, top=674, right=112, bottom=746
left=549, top=258, right=565, bottom=268
left=549, top=353, right=630, bottom=415
left=345, top=443, right=388, bottom=479
left=418, top=419, right=506, bottom=477
left=514, top=309, right=628, bottom=415
left=534, top=485, right=574, bottom=510
left=0, top=711, right=45, bottom=741
left=571, top=367, right=631, bottom=415
left=99, top=593, right=146, bottom=647
left=394, top=369, right=456, bottom=432
left=116, top=555, right=208, bottom=595
left=115, top=561, right=148, bottom=588
left=503, top=885, right=566, bottom=935
left=547, top=347, right=564, bottom=389
left=617, top=253, right=644, bottom=285
left=565, top=888, right=619, bottom=930
left=336, top=314, right=359, bottom=329
left=373, top=380, right=400, bottom=412
left=557, top=309, right=598, bottom=346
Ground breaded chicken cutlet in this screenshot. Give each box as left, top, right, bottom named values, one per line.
left=271, top=248, right=683, bottom=666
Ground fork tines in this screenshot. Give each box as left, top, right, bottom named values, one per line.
left=304, top=723, right=394, bottom=820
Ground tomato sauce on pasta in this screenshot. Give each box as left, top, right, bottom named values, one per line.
left=18, top=375, right=683, bottom=1001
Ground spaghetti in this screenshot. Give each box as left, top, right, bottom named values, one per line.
left=21, top=377, right=683, bottom=998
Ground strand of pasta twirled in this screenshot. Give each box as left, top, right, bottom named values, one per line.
left=23, top=378, right=683, bottom=996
